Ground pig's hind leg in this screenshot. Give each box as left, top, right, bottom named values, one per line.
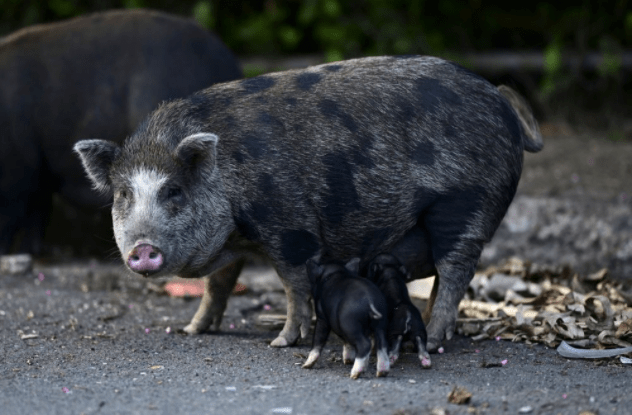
left=423, top=194, right=488, bottom=352
left=425, top=251, right=480, bottom=351
left=183, top=259, right=244, bottom=334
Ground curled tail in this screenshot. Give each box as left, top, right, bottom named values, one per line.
left=497, top=85, right=543, bottom=153
left=369, top=303, right=383, bottom=320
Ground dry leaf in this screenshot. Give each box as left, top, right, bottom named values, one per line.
left=457, top=260, right=632, bottom=353
left=615, top=319, right=632, bottom=339
left=448, top=386, right=472, bottom=405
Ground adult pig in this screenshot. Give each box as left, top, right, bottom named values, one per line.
left=74, top=56, right=542, bottom=350
left=0, top=9, right=242, bottom=255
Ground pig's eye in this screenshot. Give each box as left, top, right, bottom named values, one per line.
left=119, top=190, right=128, bottom=199
left=167, top=187, right=183, bottom=200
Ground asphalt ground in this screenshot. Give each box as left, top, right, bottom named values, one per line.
left=1, top=259, right=630, bottom=415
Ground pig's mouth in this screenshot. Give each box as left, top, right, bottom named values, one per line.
left=175, top=255, right=213, bottom=279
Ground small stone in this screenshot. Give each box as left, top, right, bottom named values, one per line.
left=0, top=254, right=33, bottom=275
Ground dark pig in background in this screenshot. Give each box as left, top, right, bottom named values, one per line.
left=0, top=9, right=242, bottom=255
left=74, top=56, right=542, bottom=350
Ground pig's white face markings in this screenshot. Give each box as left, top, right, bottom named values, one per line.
left=129, top=168, right=169, bottom=222
left=114, top=167, right=171, bottom=253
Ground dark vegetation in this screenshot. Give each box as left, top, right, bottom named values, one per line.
left=2, top=0, right=630, bottom=131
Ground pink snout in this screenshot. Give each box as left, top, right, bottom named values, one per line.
left=127, top=243, right=164, bottom=275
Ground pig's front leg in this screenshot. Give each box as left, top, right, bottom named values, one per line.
left=270, top=266, right=312, bottom=347
left=183, top=259, right=245, bottom=334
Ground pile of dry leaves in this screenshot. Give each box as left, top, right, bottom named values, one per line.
left=457, top=257, right=632, bottom=350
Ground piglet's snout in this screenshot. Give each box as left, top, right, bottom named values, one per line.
left=127, top=243, right=164, bottom=274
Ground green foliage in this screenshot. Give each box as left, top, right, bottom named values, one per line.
left=242, top=63, right=268, bottom=79
left=0, top=0, right=627, bottom=125
left=192, top=1, right=214, bottom=29
left=541, top=39, right=564, bottom=98
left=0, top=0, right=628, bottom=69
left=48, top=0, right=75, bottom=17
left=122, top=0, right=145, bottom=8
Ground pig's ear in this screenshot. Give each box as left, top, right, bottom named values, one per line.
left=74, top=139, right=121, bottom=193
left=175, top=133, right=219, bottom=170
left=399, top=265, right=407, bottom=276
left=345, top=257, right=361, bottom=276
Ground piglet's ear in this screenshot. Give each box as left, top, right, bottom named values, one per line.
left=175, top=133, right=218, bottom=170
left=305, top=259, right=323, bottom=284
left=74, top=139, right=121, bottom=193
left=367, top=263, right=380, bottom=281
left=345, top=257, right=361, bottom=276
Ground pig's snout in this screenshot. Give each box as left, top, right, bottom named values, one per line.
left=127, top=243, right=164, bottom=275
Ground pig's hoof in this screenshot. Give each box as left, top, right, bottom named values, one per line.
left=376, top=370, right=389, bottom=378
left=349, top=371, right=361, bottom=380
left=270, top=335, right=289, bottom=347
left=426, top=314, right=455, bottom=352
left=301, top=362, right=314, bottom=369
left=183, top=324, right=203, bottom=335
left=420, top=355, right=432, bottom=368
left=427, top=339, right=440, bottom=352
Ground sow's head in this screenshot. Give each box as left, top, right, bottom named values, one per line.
left=74, top=123, right=234, bottom=278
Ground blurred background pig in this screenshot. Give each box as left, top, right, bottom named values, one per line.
left=0, top=9, right=242, bottom=256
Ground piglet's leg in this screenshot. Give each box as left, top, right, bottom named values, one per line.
left=416, top=336, right=432, bottom=368
left=389, top=335, right=403, bottom=364
left=302, top=319, right=330, bottom=369
left=271, top=267, right=312, bottom=347
left=183, top=259, right=244, bottom=334
left=374, top=329, right=390, bottom=377
left=342, top=343, right=356, bottom=365
left=350, top=337, right=372, bottom=379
